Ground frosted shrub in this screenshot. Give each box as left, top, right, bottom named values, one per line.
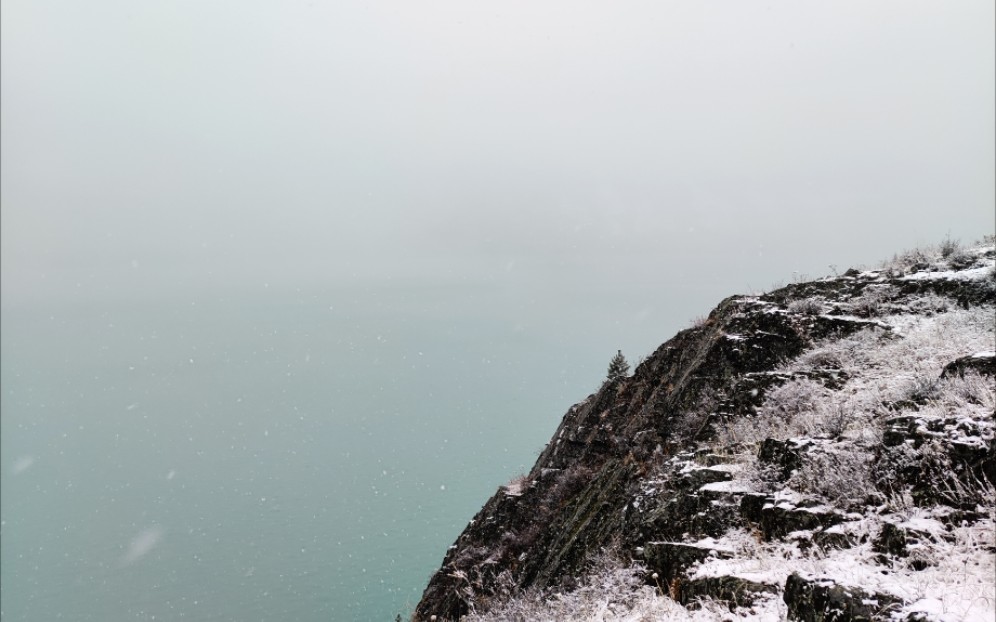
left=939, top=236, right=961, bottom=259
left=896, top=515, right=996, bottom=620
left=688, top=314, right=712, bottom=329
left=880, top=236, right=991, bottom=275
left=715, top=381, right=872, bottom=462
left=717, top=378, right=862, bottom=446
left=787, top=298, right=822, bottom=315
left=881, top=246, right=934, bottom=275
left=793, top=327, right=890, bottom=375
left=946, top=247, right=977, bottom=269
left=818, top=404, right=851, bottom=438
left=888, top=371, right=994, bottom=427
left=786, top=307, right=992, bottom=410
left=761, top=378, right=824, bottom=425
left=798, top=350, right=843, bottom=370
left=714, top=413, right=785, bottom=449
left=937, top=236, right=979, bottom=269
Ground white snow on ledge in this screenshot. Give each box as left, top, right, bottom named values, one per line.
left=699, top=480, right=753, bottom=493
left=900, top=265, right=994, bottom=281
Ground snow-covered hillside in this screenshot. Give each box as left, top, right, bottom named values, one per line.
left=417, top=239, right=996, bottom=622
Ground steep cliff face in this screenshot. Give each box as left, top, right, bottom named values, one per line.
left=414, top=241, right=996, bottom=622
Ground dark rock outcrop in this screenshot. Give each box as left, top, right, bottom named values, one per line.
left=641, top=541, right=733, bottom=595
left=940, top=352, right=996, bottom=378
left=681, top=575, right=778, bottom=609
left=783, top=573, right=902, bottom=622
left=757, top=438, right=812, bottom=480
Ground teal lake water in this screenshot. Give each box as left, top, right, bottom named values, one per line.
left=0, top=287, right=627, bottom=621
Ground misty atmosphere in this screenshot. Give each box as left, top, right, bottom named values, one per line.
left=1, top=1, right=993, bottom=621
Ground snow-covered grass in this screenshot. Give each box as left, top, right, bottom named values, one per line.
left=687, top=512, right=996, bottom=622
left=470, top=513, right=993, bottom=622
left=879, top=237, right=995, bottom=277
left=895, top=516, right=996, bottom=622
left=678, top=267, right=993, bottom=613
left=715, top=304, right=994, bottom=458
left=690, top=276, right=995, bottom=619
left=462, top=554, right=787, bottom=622
left=802, top=306, right=992, bottom=403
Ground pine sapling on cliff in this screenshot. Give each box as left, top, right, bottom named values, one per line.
left=607, top=350, right=630, bottom=381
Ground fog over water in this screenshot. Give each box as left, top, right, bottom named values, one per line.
left=1, top=1, right=993, bottom=620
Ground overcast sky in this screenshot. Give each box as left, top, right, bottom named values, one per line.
left=2, top=1, right=994, bottom=327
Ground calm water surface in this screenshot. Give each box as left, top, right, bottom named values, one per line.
left=1, top=289, right=598, bottom=621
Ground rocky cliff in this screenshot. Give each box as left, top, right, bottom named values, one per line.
left=414, top=239, right=996, bottom=622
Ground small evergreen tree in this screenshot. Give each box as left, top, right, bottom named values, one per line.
left=606, top=350, right=630, bottom=381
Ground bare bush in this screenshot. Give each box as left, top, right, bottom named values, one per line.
left=938, top=371, right=996, bottom=410
left=917, top=440, right=996, bottom=508
left=874, top=439, right=995, bottom=509
left=797, top=348, right=845, bottom=370
left=851, top=284, right=900, bottom=318
left=897, top=374, right=940, bottom=404
left=546, top=464, right=595, bottom=510
left=688, top=314, right=712, bottom=329
left=762, top=378, right=824, bottom=423
left=819, top=404, right=852, bottom=438
left=905, top=294, right=951, bottom=316
left=881, top=246, right=935, bottom=275
left=879, top=236, right=991, bottom=275
left=788, top=446, right=875, bottom=506
left=672, top=409, right=710, bottom=443
left=461, top=554, right=652, bottom=621
left=788, top=298, right=822, bottom=315
left=672, top=391, right=719, bottom=443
